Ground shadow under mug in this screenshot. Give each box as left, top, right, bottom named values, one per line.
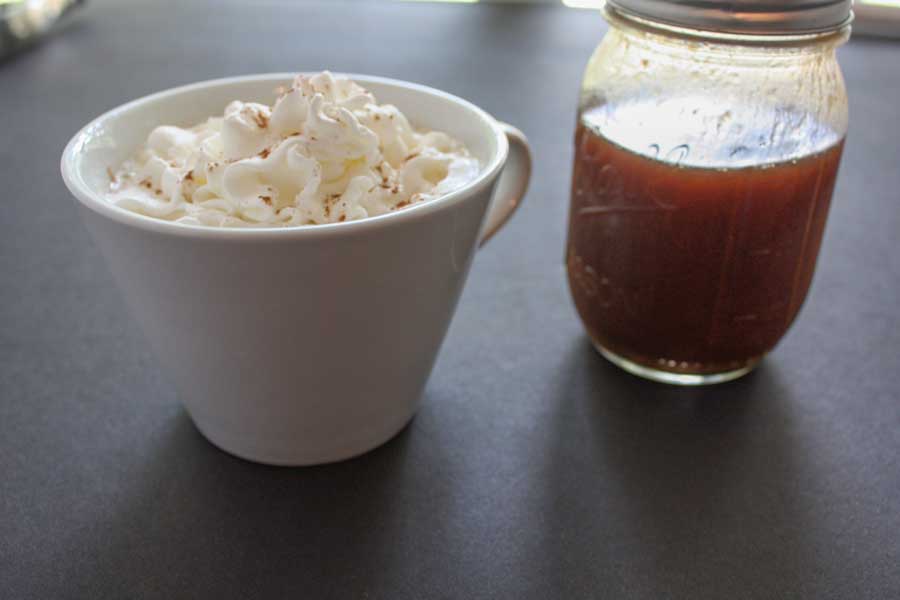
left=61, top=73, right=532, bottom=466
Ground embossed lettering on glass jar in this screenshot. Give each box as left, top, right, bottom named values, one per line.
left=567, top=1, right=850, bottom=385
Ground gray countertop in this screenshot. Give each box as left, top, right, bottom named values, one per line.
left=2, top=1, right=899, bottom=597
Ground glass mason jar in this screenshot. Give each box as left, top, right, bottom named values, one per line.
left=567, top=0, right=851, bottom=385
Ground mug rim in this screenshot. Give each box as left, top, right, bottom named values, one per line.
left=60, top=72, right=509, bottom=241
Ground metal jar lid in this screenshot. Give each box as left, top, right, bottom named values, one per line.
left=606, top=0, right=853, bottom=35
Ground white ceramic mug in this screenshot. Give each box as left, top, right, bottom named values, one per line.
left=61, top=74, right=531, bottom=465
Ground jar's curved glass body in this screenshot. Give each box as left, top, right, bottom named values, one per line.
left=567, top=10, right=849, bottom=385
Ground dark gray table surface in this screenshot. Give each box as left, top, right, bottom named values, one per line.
left=2, top=1, right=899, bottom=598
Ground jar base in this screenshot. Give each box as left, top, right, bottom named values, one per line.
left=592, top=342, right=758, bottom=386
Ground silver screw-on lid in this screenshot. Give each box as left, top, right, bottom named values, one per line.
left=606, top=0, right=853, bottom=35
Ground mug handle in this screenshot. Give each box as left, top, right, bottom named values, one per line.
left=479, top=123, right=532, bottom=246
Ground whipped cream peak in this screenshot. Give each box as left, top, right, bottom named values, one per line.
left=107, top=71, right=479, bottom=227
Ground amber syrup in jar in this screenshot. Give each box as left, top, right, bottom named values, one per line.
left=567, top=100, right=844, bottom=378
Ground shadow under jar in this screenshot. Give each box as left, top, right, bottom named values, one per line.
left=567, top=0, right=851, bottom=385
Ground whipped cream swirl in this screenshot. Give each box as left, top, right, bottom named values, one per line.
left=106, top=72, right=480, bottom=227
